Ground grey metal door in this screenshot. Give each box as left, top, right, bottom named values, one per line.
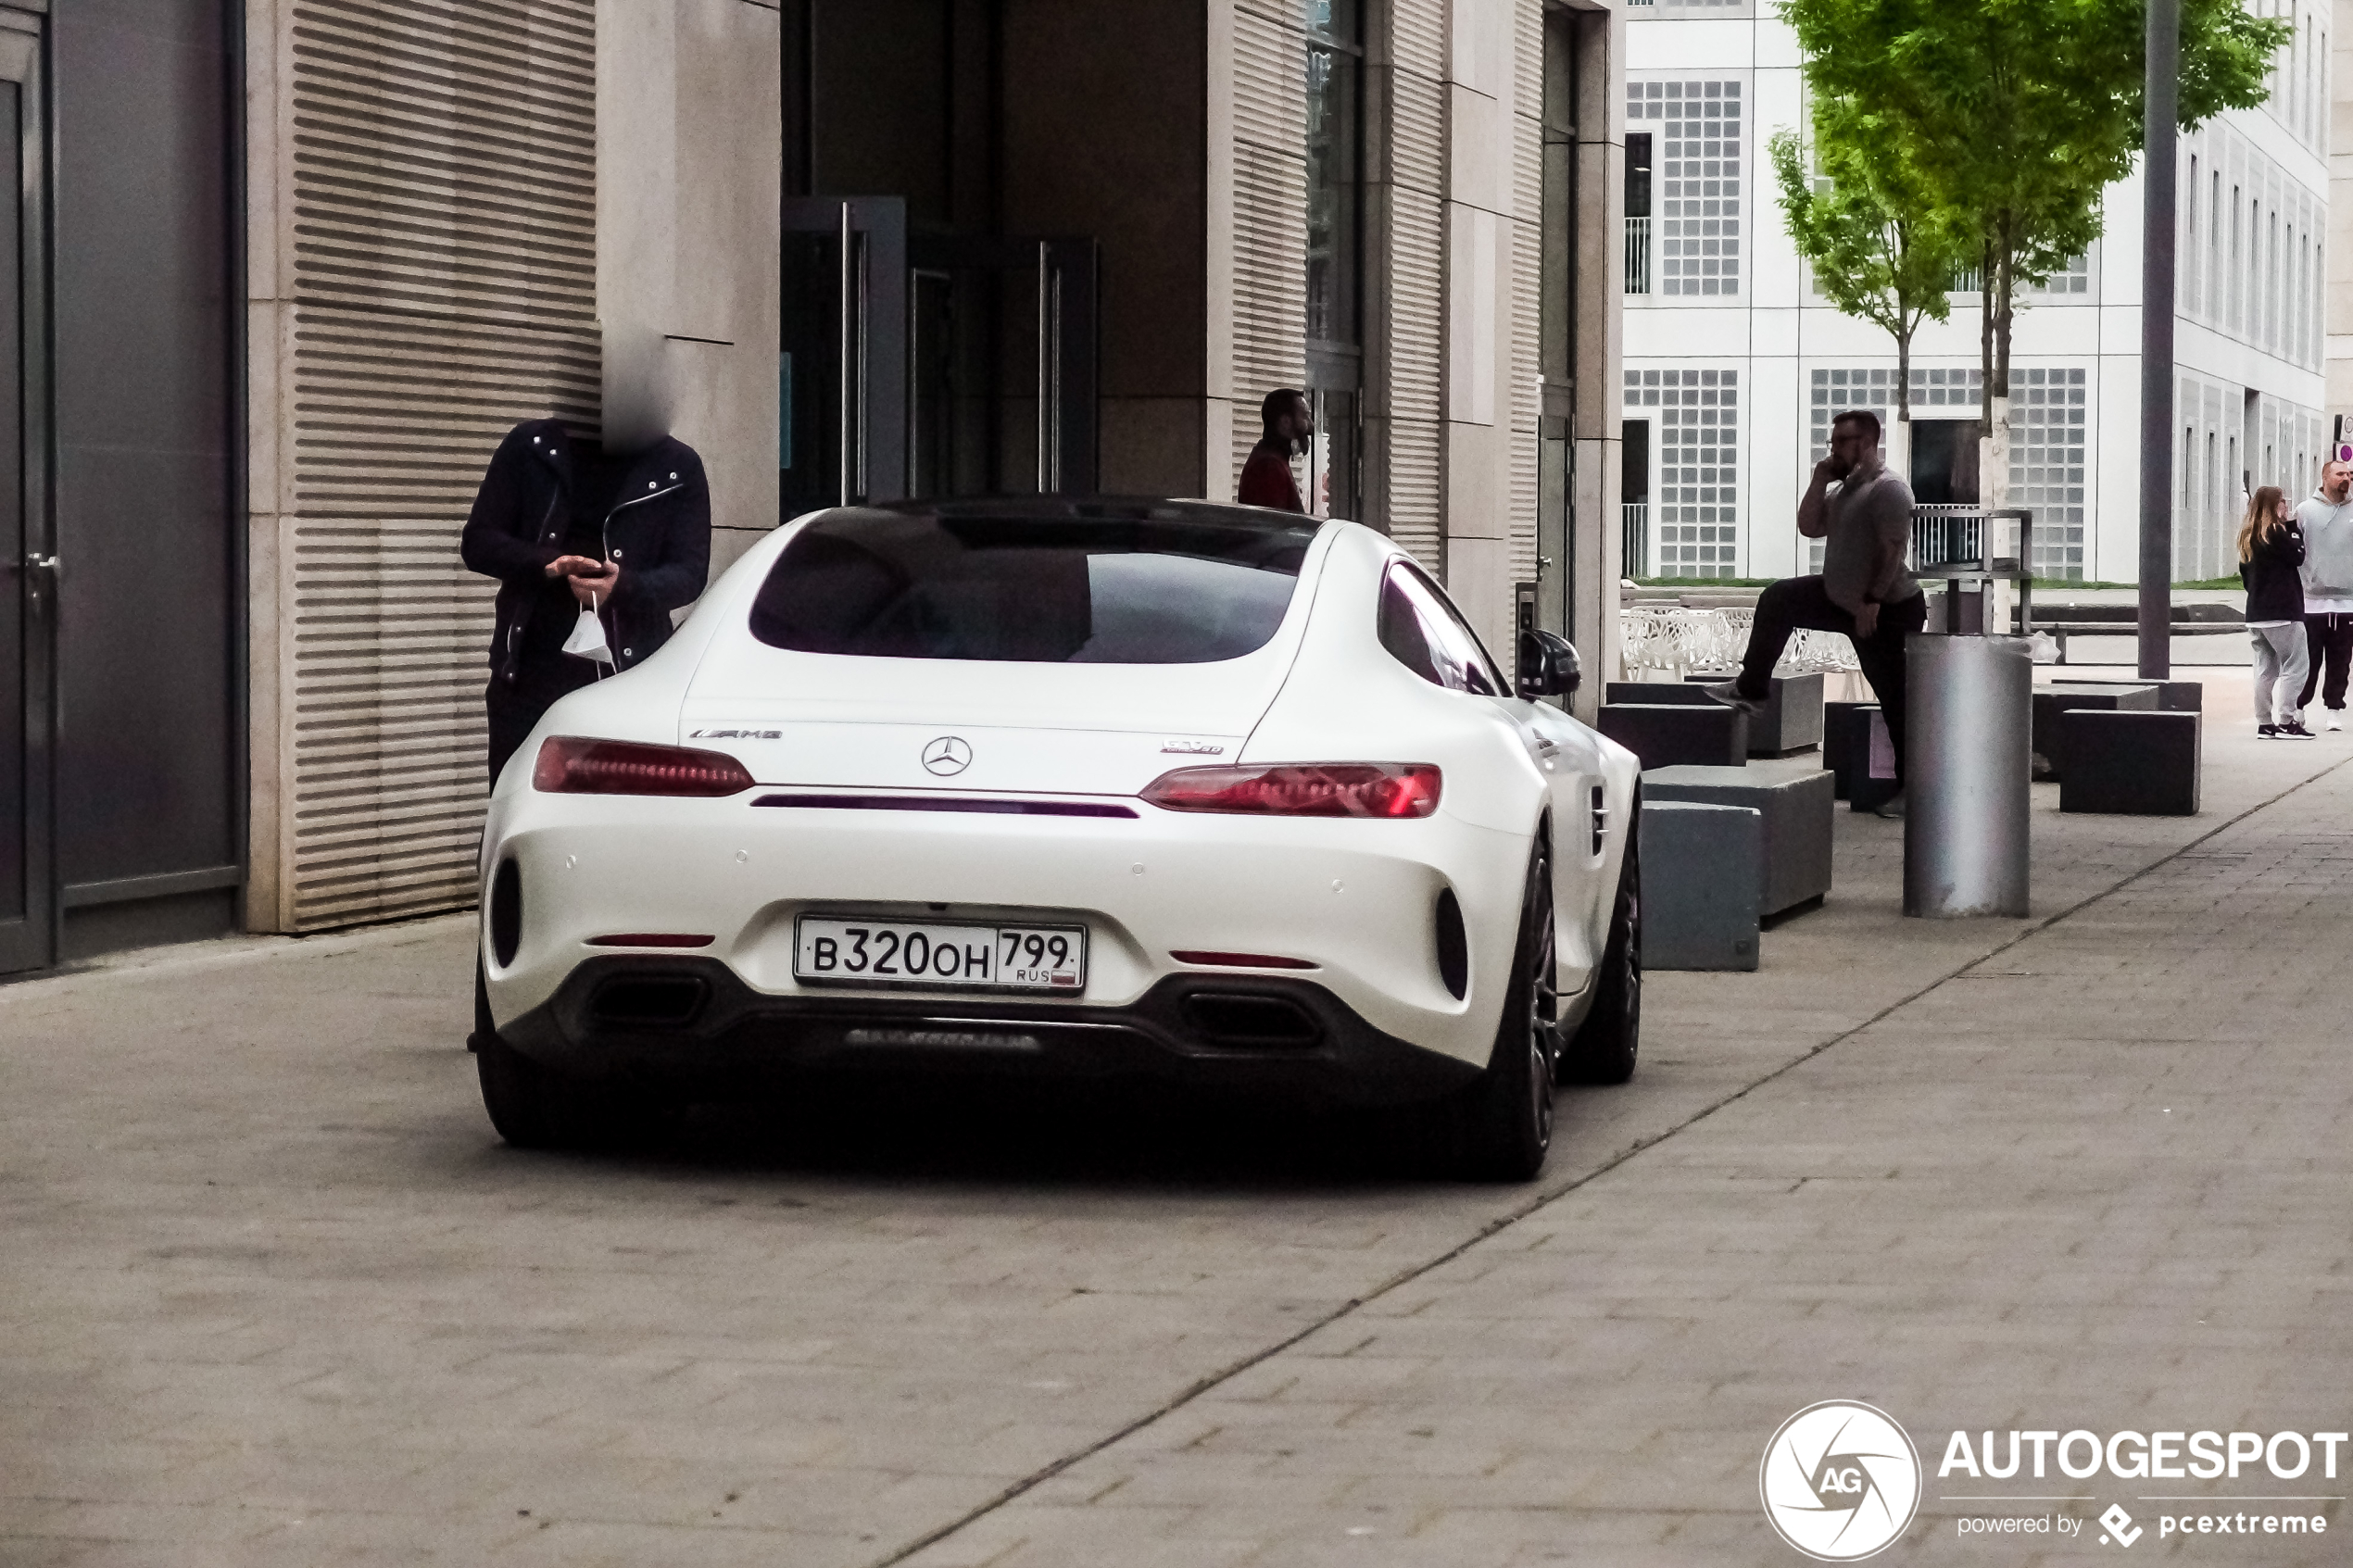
left=0, top=22, right=51, bottom=976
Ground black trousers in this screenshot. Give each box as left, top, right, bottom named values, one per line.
left=1739, top=576, right=1928, bottom=784
left=2297, top=613, right=2353, bottom=713
left=485, top=667, right=596, bottom=788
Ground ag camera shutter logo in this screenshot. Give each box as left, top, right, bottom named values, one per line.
left=1761, top=1400, right=1923, bottom=1561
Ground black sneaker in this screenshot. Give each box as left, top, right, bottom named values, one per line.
left=2259, top=724, right=2281, bottom=739
left=1699, top=680, right=1768, bottom=720
left=2279, top=721, right=2318, bottom=739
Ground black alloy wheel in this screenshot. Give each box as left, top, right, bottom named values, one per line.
left=1560, top=800, right=1642, bottom=1085
left=1453, top=841, right=1559, bottom=1182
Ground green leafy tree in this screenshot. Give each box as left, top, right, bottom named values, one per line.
left=1780, top=0, right=2290, bottom=504
left=1770, top=127, right=1966, bottom=445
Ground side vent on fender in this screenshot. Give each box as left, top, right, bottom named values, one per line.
left=489, top=860, right=522, bottom=967
left=1434, top=888, right=1468, bottom=999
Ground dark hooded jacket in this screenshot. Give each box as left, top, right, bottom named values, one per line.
left=459, top=419, right=711, bottom=683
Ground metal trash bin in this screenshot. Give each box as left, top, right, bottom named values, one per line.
left=1902, top=505, right=2033, bottom=920
left=1904, top=633, right=2032, bottom=918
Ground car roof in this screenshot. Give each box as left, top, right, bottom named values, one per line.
left=861, top=495, right=1326, bottom=533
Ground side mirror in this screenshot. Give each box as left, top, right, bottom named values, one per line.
left=1517, top=629, right=1580, bottom=699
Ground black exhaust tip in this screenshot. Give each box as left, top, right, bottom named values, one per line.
left=588, top=974, right=710, bottom=1029
left=1181, top=992, right=1324, bottom=1050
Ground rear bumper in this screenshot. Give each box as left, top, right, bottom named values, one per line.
left=489, top=955, right=1484, bottom=1108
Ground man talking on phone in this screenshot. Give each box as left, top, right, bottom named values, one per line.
left=460, top=416, right=711, bottom=786
left=1706, top=408, right=1925, bottom=818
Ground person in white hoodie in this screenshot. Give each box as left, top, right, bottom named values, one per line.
left=2293, top=458, right=2353, bottom=732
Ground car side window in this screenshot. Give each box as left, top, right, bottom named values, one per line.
left=1378, top=562, right=1503, bottom=696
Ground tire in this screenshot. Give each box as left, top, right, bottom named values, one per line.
left=1560, top=804, right=1642, bottom=1086
left=1452, top=841, right=1558, bottom=1182
left=473, top=959, right=632, bottom=1151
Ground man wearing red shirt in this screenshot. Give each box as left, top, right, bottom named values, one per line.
left=1237, top=388, right=1313, bottom=512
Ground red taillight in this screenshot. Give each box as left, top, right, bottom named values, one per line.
left=533, top=736, right=754, bottom=797
left=1139, top=763, right=1441, bottom=819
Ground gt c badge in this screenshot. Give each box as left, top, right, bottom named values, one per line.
left=922, top=736, right=974, bottom=775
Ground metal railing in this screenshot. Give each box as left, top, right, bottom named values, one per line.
left=1623, top=217, right=1652, bottom=295
left=1908, top=506, right=2032, bottom=573
left=1621, top=501, right=1649, bottom=578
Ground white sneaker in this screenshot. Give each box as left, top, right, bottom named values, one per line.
left=2328, top=712, right=2345, bottom=733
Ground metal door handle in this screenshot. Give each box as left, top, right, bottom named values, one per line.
left=10, top=553, right=57, bottom=600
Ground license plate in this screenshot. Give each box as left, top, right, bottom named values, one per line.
left=792, top=917, right=1087, bottom=992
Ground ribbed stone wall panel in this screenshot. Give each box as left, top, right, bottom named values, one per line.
left=1232, top=5, right=1308, bottom=485
left=280, top=0, right=598, bottom=931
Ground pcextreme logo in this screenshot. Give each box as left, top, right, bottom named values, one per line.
left=1761, top=1401, right=1924, bottom=1561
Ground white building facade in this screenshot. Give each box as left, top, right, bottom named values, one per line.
left=1619, top=0, right=2329, bottom=585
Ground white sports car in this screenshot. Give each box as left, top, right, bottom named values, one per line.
left=472, top=498, right=1642, bottom=1178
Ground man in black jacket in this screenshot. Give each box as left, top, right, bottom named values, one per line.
left=460, top=418, right=711, bottom=784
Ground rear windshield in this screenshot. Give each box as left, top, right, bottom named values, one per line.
left=749, top=510, right=1315, bottom=663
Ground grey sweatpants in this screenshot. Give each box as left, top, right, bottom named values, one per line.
left=2250, top=622, right=2310, bottom=725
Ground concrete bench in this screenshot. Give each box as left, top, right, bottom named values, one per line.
left=1597, top=703, right=1747, bottom=771
left=1642, top=758, right=1835, bottom=918
left=2059, top=709, right=2200, bottom=816
left=1601, top=675, right=1824, bottom=757
left=1827, top=703, right=1901, bottom=813
left=1638, top=801, right=1761, bottom=972
left=2047, top=677, right=2203, bottom=713
left=1688, top=671, right=1824, bottom=757
left=2032, top=683, right=2158, bottom=780
left=1823, top=700, right=1869, bottom=799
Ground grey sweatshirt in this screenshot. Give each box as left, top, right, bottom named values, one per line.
left=1820, top=463, right=1919, bottom=616
left=2295, top=491, right=2353, bottom=598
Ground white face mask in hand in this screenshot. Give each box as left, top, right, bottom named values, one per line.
left=563, top=591, right=615, bottom=668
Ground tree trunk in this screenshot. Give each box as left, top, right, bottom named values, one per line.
left=1979, top=234, right=1998, bottom=516
left=1984, top=216, right=2016, bottom=516
left=1889, top=323, right=1914, bottom=482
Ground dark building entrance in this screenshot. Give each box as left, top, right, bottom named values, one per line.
left=781, top=195, right=1097, bottom=513
left=782, top=1, right=1120, bottom=515
left=1910, top=419, right=1982, bottom=507
left=2, top=0, right=239, bottom=976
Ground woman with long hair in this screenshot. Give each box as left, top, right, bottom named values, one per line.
left=2240, top=484, right=2310, bottom=738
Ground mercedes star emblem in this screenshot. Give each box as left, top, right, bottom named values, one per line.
left=922, top=735, right=973, bottom=776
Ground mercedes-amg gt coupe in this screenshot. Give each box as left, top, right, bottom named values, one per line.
left=472, top=497, right=1642, bottom=1178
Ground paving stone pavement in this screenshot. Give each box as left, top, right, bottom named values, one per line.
left=2, top=670, right=2347, bottom=1567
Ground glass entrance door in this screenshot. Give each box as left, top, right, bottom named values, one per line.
left=781, top=196, right=908, bottom=516
left=784, top=201, right=1099, bottom=510
left=0, top=29, right=52, bottom=976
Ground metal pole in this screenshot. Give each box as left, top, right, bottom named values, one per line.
left=837, top=202, right=854, bottom=507
left=2138, top=0, right=2179, bottom=679
left=1036, top=242, right=1051, bottom=494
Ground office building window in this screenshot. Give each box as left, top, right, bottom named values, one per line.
left=1304, top=0, right=1361, bottom=353
left=1626, top=368, right=1739, bottom=577
left=1627, top=80, right=1742, bottom=296
left=1303, top=0, right=1362, bottom=520
left=2013, top=368, right=2088, bottom=580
